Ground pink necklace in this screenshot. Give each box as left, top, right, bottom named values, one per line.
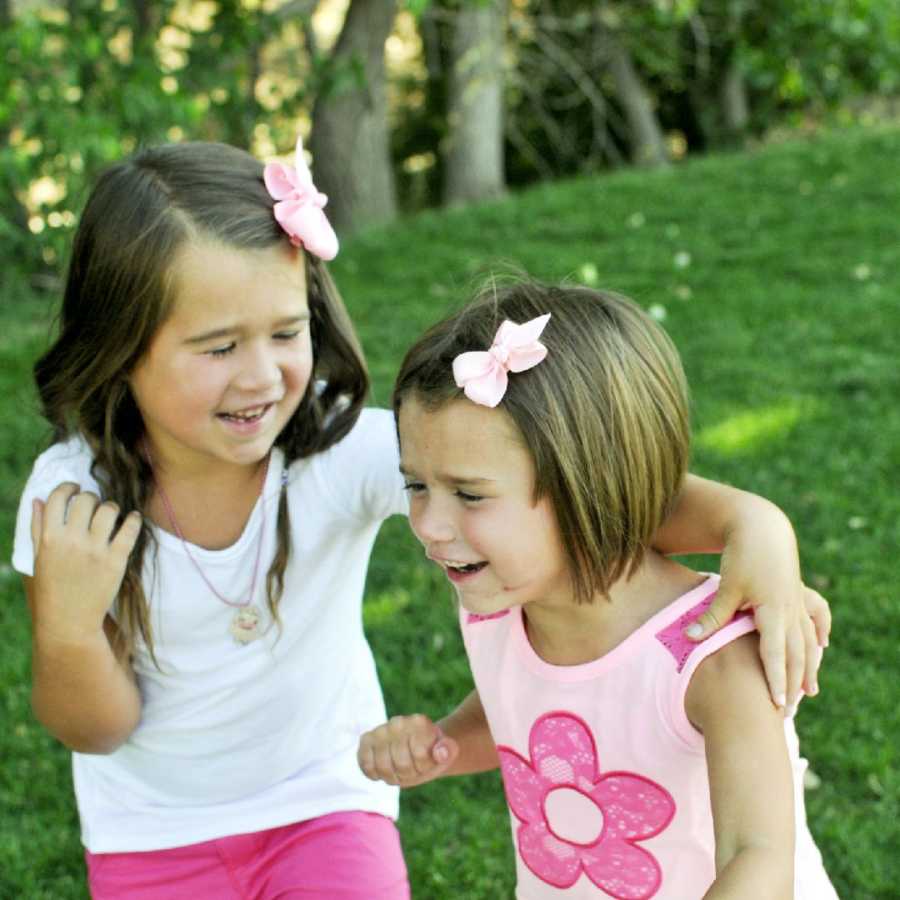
left=145, top=445, right=270, bottom=645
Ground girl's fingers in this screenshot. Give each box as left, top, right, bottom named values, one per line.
left=684, top=588, right=739, bottom=641
left=110, top=511, right=143, bottom=557
left=42, top=482, right=81, bottom=528
left=89, top=501, right=122, bottom=539
left=408, top=733, right=435, bottom=776
left=431, top=734, right=459, bottom=770
left=803, top=587, right=831, bottom=648
left=65, top=491, right=103, bottom=530
left=357, top=717, right=444, bottom=786
left=799, top=610, right=820, bottom=699
left=357, top=736, right=378, bottom=782
left=754, top=606, right=788, bottom=709
left=388, top=734, right=415, bottom=782
left=784, top=618, right=806, bottom=714
left=372, top=737, right=398, bottom=786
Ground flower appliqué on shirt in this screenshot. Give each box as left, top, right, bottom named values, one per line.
left=497, top=712, right=675, bottom=899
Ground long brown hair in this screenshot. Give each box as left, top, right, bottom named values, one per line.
left=34, top=141, right=368, bottom=659
left=393, top=277, right=691, bottom=603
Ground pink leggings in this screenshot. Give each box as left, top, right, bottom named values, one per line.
left=84, top=811, right=409, bottom=900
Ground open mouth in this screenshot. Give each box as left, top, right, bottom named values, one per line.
left=443, top=560, right=488, bottom=575
left=217, top=403, right=272, bottom=424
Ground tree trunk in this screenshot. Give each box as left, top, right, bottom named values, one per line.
left=719, top=56, right=749, bottom=140
left=310, top=0, right=397, bottom=235
left=605, top=29, right=669, bottom=167
left=442, top=0, right=506, bottom=205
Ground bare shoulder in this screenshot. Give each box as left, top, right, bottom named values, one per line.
left=685, top=632, right=779, bottom=735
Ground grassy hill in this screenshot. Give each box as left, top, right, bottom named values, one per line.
left=2, top=124, right=898, bottom=898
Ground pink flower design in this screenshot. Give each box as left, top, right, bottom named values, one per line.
left=497, top=712, right=675, bottom=899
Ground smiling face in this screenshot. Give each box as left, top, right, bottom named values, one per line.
left=399, top=394, right=573, bottom=616
left=129, top=238, right=313, bottom=476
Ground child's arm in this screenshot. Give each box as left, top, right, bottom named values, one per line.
left=655, top=474, right=829, bottom=711
left=358, top=688, right=498, bottom=787
left=686, top=633, right=796, bottom=899
left=26, top=483, right=143, bottom=754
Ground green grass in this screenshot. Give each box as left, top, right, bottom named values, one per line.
left=2, top=124, right=898, bottom=898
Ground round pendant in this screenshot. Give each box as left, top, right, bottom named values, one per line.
left=230, top=605, right=264, bottom=644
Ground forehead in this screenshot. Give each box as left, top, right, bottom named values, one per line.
left=167, top=238, right=308, bottom=325
left=398, top=396, right=529, bottom=472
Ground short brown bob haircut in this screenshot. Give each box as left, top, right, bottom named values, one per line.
left=393, top=278, right=691, bottom=603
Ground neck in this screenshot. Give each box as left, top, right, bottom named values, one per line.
left=143, top=443, right=272, bottom=550
left=142, top=438, right=269, bottom=491
left=523, top=553, right=705, bottom=666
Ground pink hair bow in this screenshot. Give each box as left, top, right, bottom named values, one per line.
left=452, top=314, right=551, bottom=407
left=263, top=137, right=339, bottom=261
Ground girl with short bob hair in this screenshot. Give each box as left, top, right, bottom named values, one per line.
left=360, top=278, right=837, bottom=898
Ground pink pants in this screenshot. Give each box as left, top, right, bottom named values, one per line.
left=84, top=811, right=410, bottom=900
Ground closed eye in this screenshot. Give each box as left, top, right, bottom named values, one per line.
left=402, top=481, right=425, bottom=494
left=456, top=490, right=483, bottom=503
left=207, top=343, right=236, bottom=358
left=274, top=330, right=302, bottom=342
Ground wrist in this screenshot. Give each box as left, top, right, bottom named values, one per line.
left=32, top=620, right=110, bottom=657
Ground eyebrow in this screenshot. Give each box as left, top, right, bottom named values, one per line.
left=399, top=465, right=496, bottom=485
left=184, top=314, right=310, bottom=345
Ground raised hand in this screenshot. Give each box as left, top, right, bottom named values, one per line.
left=29, top=482, right=142, bottom=643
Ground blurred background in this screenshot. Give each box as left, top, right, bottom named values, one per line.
left=4, top=0, right=900, bottom=284
left=2, top=2, right=899, bottom=898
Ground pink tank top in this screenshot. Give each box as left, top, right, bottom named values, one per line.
left=460, top=575, right=838, bottom=899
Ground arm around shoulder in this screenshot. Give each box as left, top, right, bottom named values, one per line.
left=686, top=633, right=795, bottom=899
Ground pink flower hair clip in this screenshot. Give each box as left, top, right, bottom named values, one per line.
left=452, top=313, right=551, bottom=407
left=263, top=136, right=339, bottom=261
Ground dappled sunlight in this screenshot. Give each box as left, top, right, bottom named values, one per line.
left=695, top=400, right=814, bottom=455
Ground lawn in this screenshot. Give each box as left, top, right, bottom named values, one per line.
left=2, top=124, right=898, bottom=898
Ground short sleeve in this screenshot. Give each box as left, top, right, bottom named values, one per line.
left=310, top=408, right=408, bottom=523
left=12, top=436, right=99, bottom=577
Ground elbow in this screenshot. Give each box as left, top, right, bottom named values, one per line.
left=714, top=843, right=794, bottom=899
left=61, top=727, right=136, bottom=756
left=32, top=694, right=141, bottom=755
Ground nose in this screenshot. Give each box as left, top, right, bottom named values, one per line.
left=410, top=495, right=455, bottom=547
left=235, top=340, right=281, bottom=392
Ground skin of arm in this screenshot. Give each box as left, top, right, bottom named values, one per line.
left=655, top=474, right=824, bottom=711
left=686, top=633, right=796, bottom=899
left=436, top=687, right=499, bottom=776
left=358, top=688, right=498, bottom=788
left=26, top=484, right=143, bottom=754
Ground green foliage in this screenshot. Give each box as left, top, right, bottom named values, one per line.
left=0, top=1, right=315, bottom=279
left=740, top=0, right=900, bottom=114
left=2, top=123, right=897, bottom=897
left=0, top=2, right=201, bottom=274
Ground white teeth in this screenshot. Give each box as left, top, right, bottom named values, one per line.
left=444, top=560, right=482, bottom=571
left=223, top=405, right=267, bottom=420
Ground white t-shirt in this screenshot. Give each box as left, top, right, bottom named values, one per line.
left=13, top=409, right=407, bottom=853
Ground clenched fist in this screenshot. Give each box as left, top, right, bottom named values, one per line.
left=358, top=714, right=459, bottom=788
